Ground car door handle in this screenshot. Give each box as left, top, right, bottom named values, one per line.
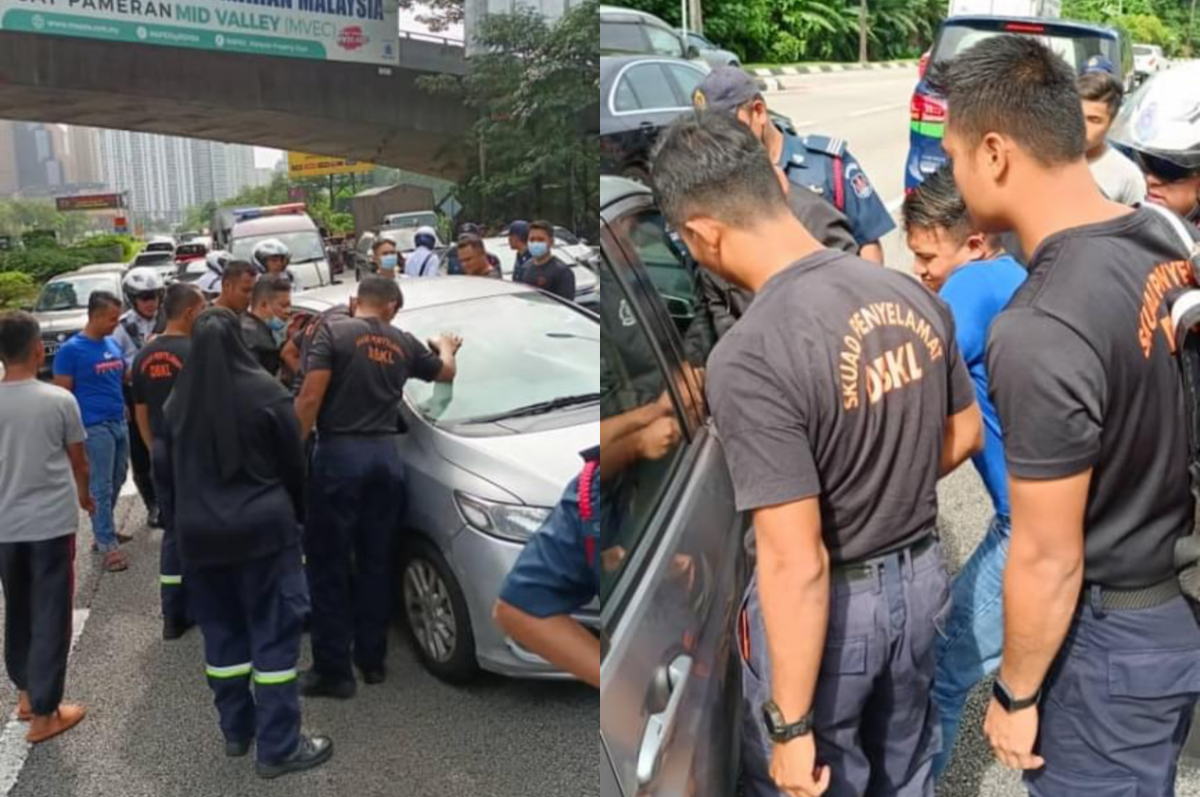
left=635, top=654, right=693, bottom=787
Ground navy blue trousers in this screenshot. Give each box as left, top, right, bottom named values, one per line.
left=151, top=470, right=189, bottom=624
left=307, top=436, right=405, bottom=681
left=190, top=545, right=309, bottom=764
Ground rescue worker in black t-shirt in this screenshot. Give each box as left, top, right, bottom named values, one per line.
left=158, top=307, right=331, bottom=779
left=241, top=275, right=292, bottom=377
left=294, top=276, right=461, bottom=696
left=937, top=38, right=1200, bottom=796
left=515, top=220, right=575, bottom=301
left=131, top=283, right=205, bottom=641
left=214, top=260, right=257, bottom=316
left=652, top=111, right=982, bottom=797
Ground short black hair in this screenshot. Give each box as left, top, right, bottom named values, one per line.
left=252, top=274, right=291, bottom=306
left=0, top=310, right=40, bottom=366
left=902, top=165, right=972, bottom=244
left=88, top=290, right=122, bottom=316
left=652, top=110, right=789, bottom=228
left=357, top=275, right=403, bottom=309
left=933, top=35, right=1085, bottom=166
left=163, top=282, right=204, bottom=320
left=222, top=260, right=257, bottom=284
left=1077, top=70, right=1124, bottom=119
left=372, top=237, right=396, bottom=254
left=529, top=220, right=554, bottom=240
left=456, top=234, right=486, bottom=253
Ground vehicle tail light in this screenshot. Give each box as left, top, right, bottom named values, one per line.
left=910, top=92, right=947, bottom=124
left=918, top=51, right=931, bottom=79
left=1004, top=22, right=1045, bottom=33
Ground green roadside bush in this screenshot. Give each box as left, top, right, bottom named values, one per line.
left=0, top=244, right=124, bottom=283
left=0, top=271, right=37, bottom=310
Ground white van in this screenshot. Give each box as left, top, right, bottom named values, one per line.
left=229, top=211, right=332, bottom=291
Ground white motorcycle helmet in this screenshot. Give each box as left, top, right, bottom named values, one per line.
left=122, top=266, right=164, bottom=299
left=197, top=250, right=232, bottom=296
left=252, top=238, right=291, bottom=274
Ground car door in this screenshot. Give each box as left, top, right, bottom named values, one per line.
left=599, top=194, right=745, bottom=797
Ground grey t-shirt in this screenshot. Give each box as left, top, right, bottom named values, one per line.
left=706, top=250, right=975, bottom=563
left=1089, top=145, right=1147, bottom=207
left=0, top=379, right=86, bottom=542
left=987, top=208, right=1197, bottom=588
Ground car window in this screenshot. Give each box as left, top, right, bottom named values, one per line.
left=231, top=230, right=325, bottom=263
left=933, top=25, right=1114, bottom=72
left=645, top=25, right=684, bottom=57
left=1134, top=45, right=1151, bottom=55
left=400, top=293, right=599, bottom=426
left=665, top=63, right=705, bottom=100
left=614, top=63, right=682, bottom=112
left=687, top=33, right=710, bottom=48
left=597, top=257, right=690, bottom=605
left=134, top=252, right=174, bottom=266
left=600, top=21, right=648, bottom=54
left=36, top=276, right=119, bottom=312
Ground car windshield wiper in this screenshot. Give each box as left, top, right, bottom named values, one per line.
left=546, top=331, right=600, bottom=341
left=465, top=392, right=600, bottom=424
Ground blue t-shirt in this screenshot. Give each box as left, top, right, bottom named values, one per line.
left=52, top=334, right=126, bottom=427
left=499, top=447, right=600, bottom=618
left=940, top=255, right=1027, bottom=519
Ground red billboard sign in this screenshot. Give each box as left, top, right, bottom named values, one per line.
left=55, top=193, right=125, bottom=212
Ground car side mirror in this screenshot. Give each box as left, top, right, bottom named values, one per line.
left=686, top=45, right=701, bottom=59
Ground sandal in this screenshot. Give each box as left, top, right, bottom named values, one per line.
left=103, top=551, right=128, bottom=573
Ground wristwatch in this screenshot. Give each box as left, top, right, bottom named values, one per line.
left=762, top=700, right=815, bottom=743
left=992, top=677, right=1041, bottom=713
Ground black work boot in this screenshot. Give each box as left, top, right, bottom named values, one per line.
left=162, top=617, right=194, bottom=641
left=256, top=735, right=333, bottom=779
left=146, top=504, right=162, bottom=529
left=298, top=670, right=356, bottom=700
left=225, top=738, right=252, bottom=758
left=359, top=665, right=387, bottom=685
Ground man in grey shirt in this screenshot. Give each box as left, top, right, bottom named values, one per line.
left=1079, top=70, right=1146, bottom=206
left=652, top=112, right=982, bottom=797
left=0, top=311, right=91, bottom=744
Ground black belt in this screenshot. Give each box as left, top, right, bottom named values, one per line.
left=832, top=534, right=937, bottom=584
left=1081, top=577, right=1180, bottom=611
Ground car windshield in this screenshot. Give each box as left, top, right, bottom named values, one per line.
left=401, top=292, right=599, bottom=426
left=231, top=231, right=325, bottom=263
left=145, top=242, right=173, bottom=252
left=601, top=21, right=646, bottom=53
left=134, top=251, right=174, bottom=265
left=1134, top=45, right=1152, bottom=55
left=383, top=212, right=437, bottom=229
left=36, top=276, right=118, bottom=312
left=175, top=244, right=207, bottom=258
left=933, top=24, right=1118, bottom=72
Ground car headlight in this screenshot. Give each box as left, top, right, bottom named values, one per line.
left=454, top=492, right=553, bottom=543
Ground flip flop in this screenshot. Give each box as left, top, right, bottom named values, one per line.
left=26, top=704, right=87, bottom=744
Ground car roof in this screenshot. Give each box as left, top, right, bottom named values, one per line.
left=600, top=175, right=651, bottom=212
left=54, top=263, right=127, bottom=279
left=231, top=215, right=317, bottom=236
left=944, top=15, right=1118, bottom=37
left=294, top=275, right=539, bottom=314
left=599, top=5, right=672, bottom=27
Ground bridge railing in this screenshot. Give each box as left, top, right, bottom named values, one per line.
left=398, top=29, right=465, bottom=48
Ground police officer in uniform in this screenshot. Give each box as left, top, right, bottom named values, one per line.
left=131, top=283, right=206, bottom=640
left=652, top=112, right=982, bottom=797
left=294, top=276, right=461, bottom=696
left=158, top=308, right=331, bottom=779
left=113, top=266, right=166, bottom=527
left=937, top=37, right=1200, bottom=796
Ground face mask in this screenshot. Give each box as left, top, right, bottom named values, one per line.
left=266, top=316, right=287, bottom=332
left=529, top=241, right=549, bottom=259
left=380, top=253, right=399, bottom=271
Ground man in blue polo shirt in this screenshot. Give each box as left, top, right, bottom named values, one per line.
left=52, top=291, right=131, bottom=572
left=902, top=165, right=1026, bottom=776
left=493, top=446, right=601, bottom=688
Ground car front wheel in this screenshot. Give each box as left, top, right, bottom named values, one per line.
left=400, top=541, right=479, bottom=683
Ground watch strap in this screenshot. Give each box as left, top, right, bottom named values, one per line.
left=993, top=677, right=1040, bottom=712
left=762, top=700, right=815, bottom=743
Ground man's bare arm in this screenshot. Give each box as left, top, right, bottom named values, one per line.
left=859, top=242, right=885, bottom=264
left=429, top=335, right=461, bottom=383
left=294, top=369, right=332, bottom=442
left=755, top=497, right=829, bottom=722
left=493, top=602, right=600, bottom=688
left=999, top=470, right=1089, bottom=696
left=66, top=442, right=93, bottom=514
left=52, top=374, right=73, bottom=393
left=280, top=338, right=301, bottom=374
left=940, top=402, right=984, bottom=477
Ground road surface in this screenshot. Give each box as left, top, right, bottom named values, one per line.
left=767, top=67, right=1200, bottom=797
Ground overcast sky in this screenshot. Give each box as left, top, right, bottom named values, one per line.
left=254, top=6, right=462, bottom=168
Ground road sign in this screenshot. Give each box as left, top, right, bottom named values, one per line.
left=288, top=152, right=375, bottom=179
left=55, top=193, right=125, bottom=212
left=114, top=216, right=129, bottom=234
left=0, top=0, right=400, bottom=66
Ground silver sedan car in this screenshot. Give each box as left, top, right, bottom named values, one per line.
left=292, top=277, right=600, bottom=682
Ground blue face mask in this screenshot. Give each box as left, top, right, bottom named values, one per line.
left=529, top=241, right=550, bottom=259
left=380, top=253, right=399, bottom=271
left=266, top=316, right=287, bottom=332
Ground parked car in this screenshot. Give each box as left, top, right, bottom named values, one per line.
left=143, top=235, right=176, bottom=254
left=600, top=55, right=709, bottom=185
left=1133, top=43, right=1167, bottom=81
left=906, top=16, right=1128, bottom=190
left=131, top=249, right=179, bottom=283
left=598, top=174, right=745, bottom=797
left=382, top=210, right=439, bottom=230
left=686, top=30, right=740, bottom=68
left=228, top=211, right=332, bottom=291
left=30, top=264, right=129, bottom=377
left=601, top=6, right=701, bottom=62
left=479, top=236, right=600, bottom=309
left=290, top=277, right=600, bottom=682
left=174, top=259, right=210, bottom=285
left=173, top=240, right=208, bottom=267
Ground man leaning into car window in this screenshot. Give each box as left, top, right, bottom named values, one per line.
left=493, top=447, right=603, bottom=689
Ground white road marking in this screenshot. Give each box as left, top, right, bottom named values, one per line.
left=754, top=68, right=773, bottom=76
left=781, top=66, right=798, bottom=75
left=0, top=609, right=90, bottom=796
left=848, top=101, right=908, bottom=118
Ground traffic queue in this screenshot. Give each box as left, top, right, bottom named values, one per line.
left=0, top=217, right=599, bottom=780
